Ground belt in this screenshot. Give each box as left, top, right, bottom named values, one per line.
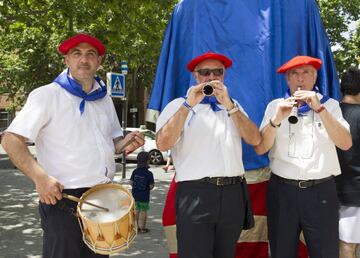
left=196, top=176, right=244, bottom=186
left=272, top=173, right=333, bottom=189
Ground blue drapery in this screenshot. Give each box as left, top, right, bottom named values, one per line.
left=147, top=0, right=340, bottom=170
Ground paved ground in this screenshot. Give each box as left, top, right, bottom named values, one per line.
left=1, top=154, right=359, bottom=258
left=0, top=158, right=174, bottom=258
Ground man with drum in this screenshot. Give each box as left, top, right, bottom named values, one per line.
left=156, top=52, right=261, bottom=258
left=254, top=55, right=352, bottom=258
left=1, top=34, right=144, bottom=258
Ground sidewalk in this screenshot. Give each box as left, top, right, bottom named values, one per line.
left=1, top=156, right=359, bottom=258
left=0, top=160, right=174, bottom=258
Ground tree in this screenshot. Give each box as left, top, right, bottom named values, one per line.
left=0, top=0, right=359, bottom=110
left=0, top=0, right=177, bottom=110
left=318, top=0, right=360, bottom=73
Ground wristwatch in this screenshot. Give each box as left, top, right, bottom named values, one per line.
left=227, top=102, right=240, bottom=117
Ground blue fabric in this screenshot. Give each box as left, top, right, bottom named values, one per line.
left=284, top=87, right=330, bottom=115
left=148, top=0, right=340, bottom=170
left=53, top=69, right=107, bottom=114
left=200, top=96, right=222, bottom=112
left=130, top=167, right=154, bottom=202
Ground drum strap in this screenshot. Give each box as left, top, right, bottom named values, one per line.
left=57, top=200, right=78, bottom=217
left=58, top=188, right=90, bottom=217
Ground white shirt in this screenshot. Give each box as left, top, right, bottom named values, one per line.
left=259, top=93, right=350, bottom=180
left=7, top=81, right=123, bottom=188
left=156, top=98, right=247, bottom=182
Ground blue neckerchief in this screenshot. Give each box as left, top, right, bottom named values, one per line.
left=284, top=86, right=329, bottom=116
left=200, top=96, right=222, bottom=112
left=181, top=95, right=222, bottom=126
left=53, top=69, right=107, bottom=114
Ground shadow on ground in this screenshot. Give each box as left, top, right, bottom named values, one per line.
left=0, top=169, right=170, bottom=258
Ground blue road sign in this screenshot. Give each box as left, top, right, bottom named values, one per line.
left=106, top=72, right=125, bottom=97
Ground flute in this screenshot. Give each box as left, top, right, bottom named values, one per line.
left=288, top=86, right=302, bottom=124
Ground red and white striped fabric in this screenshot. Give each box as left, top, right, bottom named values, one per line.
left=162, top=168, right=309, bottom=258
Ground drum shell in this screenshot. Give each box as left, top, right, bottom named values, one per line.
left=77, top=183, right=137, bottom=255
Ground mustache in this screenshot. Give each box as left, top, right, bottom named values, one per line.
left=78, top=64, right=91, bottom=69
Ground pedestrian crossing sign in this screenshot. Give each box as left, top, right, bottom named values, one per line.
left=106, top=72, right=125, bottom=97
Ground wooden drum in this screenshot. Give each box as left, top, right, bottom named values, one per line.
left=77, top=183, right=137, bottom=255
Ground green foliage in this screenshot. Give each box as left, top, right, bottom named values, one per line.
left=0, top=0, right=177, bottom=110
left=0, top=0, right=359, bottom=110
left=318, top=0, right=360, bottom=73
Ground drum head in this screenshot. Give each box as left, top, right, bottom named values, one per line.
left=80, top=186, right=131, bottom=223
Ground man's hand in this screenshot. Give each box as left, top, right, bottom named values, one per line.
left=115, top=131, right=145, bottom=155
left=1, top=132, right=64, bottom=205
left=272, top=97, right=297, bottom=124
left=124, top=131, right=145, bottom=155
left=186, top=83, right=208, bottom=107
left=187, top=80, right=233, bottom=109
left=209, top=80, right=233, bottom=109
left=294, top=90, right=322, bottom=111
left=34, top=174, right=64, bottom=205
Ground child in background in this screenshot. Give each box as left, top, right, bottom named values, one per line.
left=130, top=151, right=155, bottom=233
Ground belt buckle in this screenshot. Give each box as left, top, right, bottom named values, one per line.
left=216, top=178, right=224, bottom=186
left=298, top=180, right=308, bottom=188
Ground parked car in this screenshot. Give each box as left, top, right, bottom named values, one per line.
left=116, top=127, right=167, bottom=165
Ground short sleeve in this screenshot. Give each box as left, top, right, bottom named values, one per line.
left=130, top=170, right=135, bottom=181
left=326, top=98, right=350, bottom=132
left=149, top=171, right=155, bottom=185
left=156, top=98, right=186, bottom=133
left=232, top=98, right=248, bottom=118
left=259, top=99, right=281, bottom=130
left=6, top=87, right=50, bottom=141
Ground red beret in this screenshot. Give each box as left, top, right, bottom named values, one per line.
left=187, top=52, right=232, bottom=71
left=58, top=34, right=106, bottom=55
left=277, top=56, right=322, bottom=73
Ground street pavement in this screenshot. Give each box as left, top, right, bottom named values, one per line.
left=1, top=154, right=359, bottom=258
left=0, top=157, right=174, bottom=258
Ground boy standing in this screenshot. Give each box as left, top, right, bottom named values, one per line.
left=130, top=151, right=154, bottom=233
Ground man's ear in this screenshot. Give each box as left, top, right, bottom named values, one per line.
left=192, top=71, right=198, bottom=80
left=98, top=55, right=104, bottom=65
left=64, top=55, right=72, bottom=67
left=313, top=74, right=317, bottom=84
left=285, top=72, right=290, bottom=83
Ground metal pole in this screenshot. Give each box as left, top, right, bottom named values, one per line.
left=121, top=97, right=127, bottom=179
left=120, top=60, right=128, bottom=179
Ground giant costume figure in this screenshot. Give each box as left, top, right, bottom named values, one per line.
left=147, top=1, right=340, bottom=257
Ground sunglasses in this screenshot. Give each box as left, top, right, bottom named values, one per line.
left=196, top=68, right=224, bottom=76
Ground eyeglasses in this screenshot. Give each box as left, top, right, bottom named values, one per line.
left=196, top=68, right=224, bottom=76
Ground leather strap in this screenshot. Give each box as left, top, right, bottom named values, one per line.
left=196, top=176, right=244, bottom=186
left=272, top=173, right=333, bottom=188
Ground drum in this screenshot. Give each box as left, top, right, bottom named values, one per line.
left=77, top=183, right=137, bottom=255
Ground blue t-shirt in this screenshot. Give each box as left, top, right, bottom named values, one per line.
left=130, top=167, right=154, bottom=202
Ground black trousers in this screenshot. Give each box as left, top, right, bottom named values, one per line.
left=38, top=188, right=108, bottom=258
left=176, top=181, right=245, bottom=258
left=267, top=174, right=339, bottom=258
